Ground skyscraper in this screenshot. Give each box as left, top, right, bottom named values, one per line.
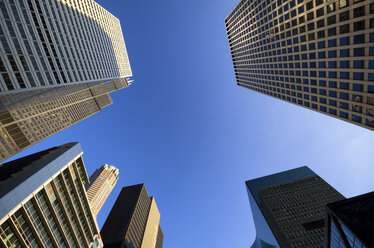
left=225, top=0, right=374, bottom=131
left=86, top=164, right=119, bottom=217
left=0, top=142, right=103, bottom=248
left=101, top=184, right=163, bottom=248
left=246, top=166, right=345, bottom=248
left=325, top=191, right=374, bottom=248
left=0, top=0, right=132, bottom=161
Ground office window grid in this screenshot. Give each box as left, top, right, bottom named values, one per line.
left=226, top=0, right=374, bottom=130
left=0, top=0, right=131, bottom=92
left=0, top=155, right=101, bottom=248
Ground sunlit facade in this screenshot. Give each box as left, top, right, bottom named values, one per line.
left=0, top=142, right=103, bottom=248
left=101, top=184, right=164, bottom=248
left=246, top=166, right=345, bottom=248
left=226, top=0, right=374, bottom=131
left=0, top=0, right=132, bottom=161
left=86, top=164, right=119, bottom=217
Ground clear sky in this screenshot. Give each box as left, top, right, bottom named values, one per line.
left=8, top=0, right=374, bottom=247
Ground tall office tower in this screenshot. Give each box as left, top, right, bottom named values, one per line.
left=0, top=142, right=104, bottom=248
left=101, top=184, right=164, bottom=248
left=85, top=164, right=119, bottom=217
left=0, top=0, right=132, bottom=162
left=325, top=191, right=374, bottom=248
left=225, top=0, right=374, bottom=131
left=246, top=166, right=345, bottom=248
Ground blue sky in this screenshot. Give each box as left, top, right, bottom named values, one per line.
left=9, top=0, right=374, bottom=247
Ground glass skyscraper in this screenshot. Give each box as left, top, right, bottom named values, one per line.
left=0, top=142, right=103, bottom=248
left=246, top=166, right=345, bottom=248
left=325, top=191, right=374, bottom=248
left=0, top=0, right=132, bottom=161
left=226, top=0, right=374, bottom=131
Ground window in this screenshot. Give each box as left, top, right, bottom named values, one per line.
left=340, top=61, right=349, bottom=68
left=319, top=80, right=326, bottom=87
left=339, top=11, right=349, bottom=22
left=353, top=60, right=364, bottom=69
left=328, top=50, right=337, bottom=58
left=329, top=61, right=337, bottom=68
left=354, top=6, right=365, bottom=18
left=318, top=41, right=325, bottom=49
left=340, top=111, right=348, bottom=118
left=354, top=34, right=365, bottom=44
left=340, top=82, right=349, bottom=89
left=327, top=3, right=336, bottom=13
left=340, top=37, right=349, bottom=46
left=368, top=85, right=374, bottom=93
left=329, top=81, right=337, bottom=88
left=329, top=108, right=337, bottom=115
left=353, top=83, right=363, bottom=91
left=340, top=102, right=349, bottom=109
left=353, top=48, right=364, bottom=56
left=354, top=20, right=365, bottom=31
left=340, top=24, right=349, bottom=34
left=317, top=8, right=324, bottom=17
left=328, top=39, right=336, bottom=47
left=352, top=115, right=362, bottom=123
left=340, top=92, right=349, bottom=99
left=329, top=91, right=337, bottom=98
left=327, top=16, right=336, bottom=25
left=320, top=106, right=327, bottom=112
left=317, top=19, right=325, bottom=28
left=353, top=72, right=364, bottom=80
left=328, top=27, right=336, bottom=36
left=369, top=73, right=374, bottom=82
left=340, top=72, right=349, bottom=79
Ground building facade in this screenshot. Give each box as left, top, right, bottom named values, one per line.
left=85, top=164, right=119, bottom=217
left=101, top=184, right=163, bottom=248
left=325, top=191, right=374, bottom=248
left=226, top=0, right=374, bottom=131
left=0, top=0, right=132, bottom=161
left=0, top=142, right=103, bottom=248
left=246, top=166, right=345, bottom=248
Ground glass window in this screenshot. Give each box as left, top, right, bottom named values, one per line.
left=340, top=92, right=349, bottom=99
left=340, top=102, right=349, bottom=109
left=340, top=37, right=349, bottom=46
left=317, top=19, right=325, bottom=28
left=329, top=61, right=337, bottom=68
left=319, top=80, right=326, bottom=87
left=370, top=47, right=374, bottom=56
left=354, top=20, right=365, bottom=31
left=320, top=89, right=327, bottom=95
left=317, top=8, right=324, bottom=17
left=354, top=6, right=365, bottom=18
left=328, top=27, right=336, bottom=36
left=340, top=72, right=349, bottom=79
left=329, top=108, right=337, bottom=115
left=340, top=49, right=349, bottom=57
left=327, top=16, right=336, bottom=25
left=320, top=106, right=327, bottom=112
left=354, top=34, right=365, bottom=44
left=319, top=61, right=326, bottom=68
left=340, top=61, right=349, bottom=68
left=340, top=82, right=349, bottom=89
left=340, top=111, right=348, bottom=119
left=329, top=81, right=337, bottom=88
left=329, top=91, right=337, bottom=98
left=340, top=24, right=350, bottom=34
left=352, top=115, right=362, bottom=123
left=339, top=11, right=349, bottom=22
left=368, top=85, right=374, bottom=93
left=353, top=48, right=364, bottom=56
left=318, top=51, right=325, bottom=58
left=353, top=72, right=364, bottom=80
left=369, top=60, right=374, bottom=69
left=353, top=83, right=363, bottom=91
left=353, top=60, right=364, bottom=68
left=328, top=50, right=337, bottom=58
left=369, top=73, right=374, bottom=82
left=329, top=71, right=337, bottom=78
left=328, top=39, right=336, bottom=47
